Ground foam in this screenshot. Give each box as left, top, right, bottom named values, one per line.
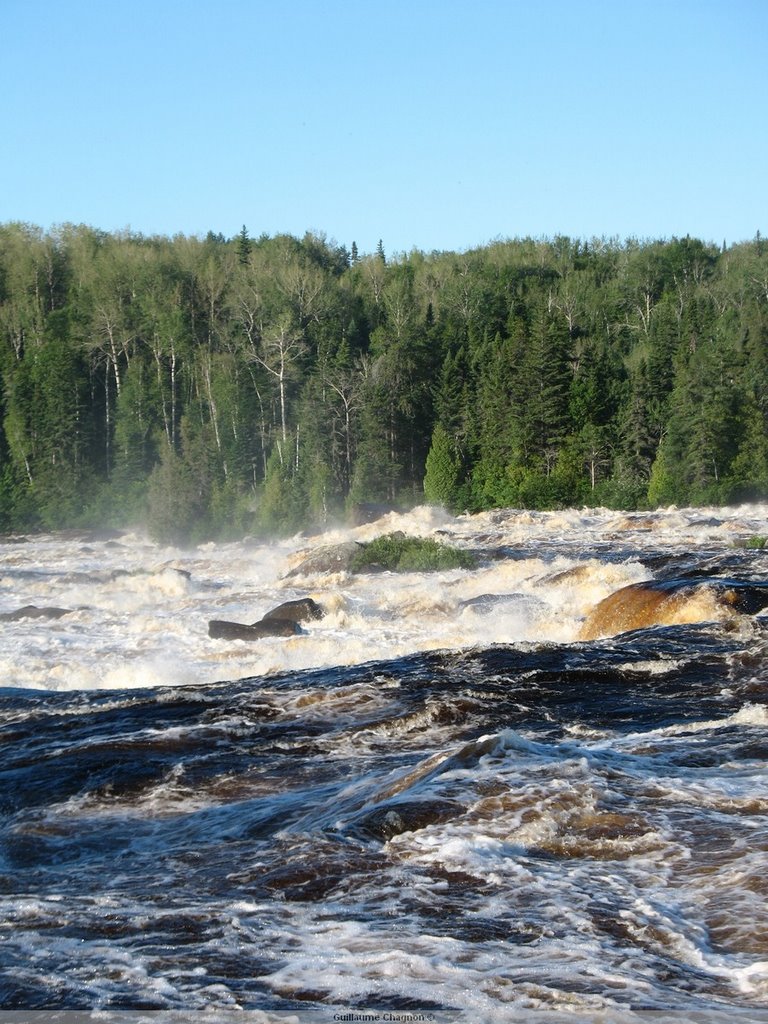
left=2, top=503, right=768, bottom=692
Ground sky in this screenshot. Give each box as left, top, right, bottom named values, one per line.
left=1, top=0, right=766, bottom=256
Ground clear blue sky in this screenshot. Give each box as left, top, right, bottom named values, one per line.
left=1, top=0, right=765, bottom=255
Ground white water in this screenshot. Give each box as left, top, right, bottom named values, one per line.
left=3, top=504, right=768, bottom=1020
left=1, top=503, right=766, bottom=692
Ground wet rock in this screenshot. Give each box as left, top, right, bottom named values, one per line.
left=539, top=565, right=593, bottom=586
left=459, top=592, right=545, bottom=618
left=260, top=598, right=324, bottom=624
left=208, top=618, right=301, bottom=641
left=156, top=565, right=192, bottom=580
left=0, top=605, right=71, bottom=621
left=613, top=516, right=658, bottom=532
left=285, top=541, right=362, bottom=577
left=459, top=593, right=512, bottom=614
left=209, top=597, right=324, bottom=641
left=579, top=578, right=768, bottom=641
left=354, top=799, right=461, bottom=840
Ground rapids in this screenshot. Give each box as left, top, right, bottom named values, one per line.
left=1, top=504, right=768, bottom=1022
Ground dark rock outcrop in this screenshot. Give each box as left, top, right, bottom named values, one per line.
left=353, top=799, right=461, bottom=840
left=0, top=605, right=71, bottom=621
left=260, top=598, right=324, bottom=624
left=285, top=541, right=362, bottom=577
left=208, top=596, right=325, bottom=640
left=208, top=618, right=301, bottom=641
left=155, top=565, right=192, bottom=580
left=458, top=593, right=510, bottom=614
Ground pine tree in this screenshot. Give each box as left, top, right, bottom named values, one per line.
left=236, top=225, right=252, bottom=265
left=524, top=306, right=573, bottom=474
left=423, top=422, right=462, bottom=510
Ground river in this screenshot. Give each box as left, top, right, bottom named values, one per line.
left=1, top=504, right=768, bottom=1023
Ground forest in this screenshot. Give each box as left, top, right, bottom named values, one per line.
left=0, top=222, right=766, bottom=542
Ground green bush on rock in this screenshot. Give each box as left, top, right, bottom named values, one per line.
left=349, top=533, right=476, bottom=573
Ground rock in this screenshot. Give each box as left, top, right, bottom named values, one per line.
left=208, top=618, right=301, bottom=641
left=155, top=564, right=192, bottom=580
left=353, top=799, right=461, bottom=840
left=459, top=592, right=546, bottom=615
left=0, top=605, right=71, bottom=621
left=209, top=597, right=324, bottom=641
left=260, top=598, right=324, bottom=624
left=458, top=593, right=510, bottom=614
left=579, top=578, right=768, bottom=641
left=539, top=565, right=593, bottom=586
left=285, top=541, right=362, bottom=577
left=612, top=516, right=658, bottom=532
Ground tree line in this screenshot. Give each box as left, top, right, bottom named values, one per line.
left=0, top=222, right=766, bottom=541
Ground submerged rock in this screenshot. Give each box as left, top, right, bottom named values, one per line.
left=539, top=564, right=593, bottom=586
left=579, top=578, right=768, bottom=640
left=0, top=605, right=71, bottom=621
left=459, top=593, right=529, bottom=614
left=459, top=592, right=546, bottom=620
left=353, top=799, right=461, bottom=840
left=155, top=564, right=192, bottom=580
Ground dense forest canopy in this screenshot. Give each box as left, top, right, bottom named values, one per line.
left=0, top=222, right=766, bottom=542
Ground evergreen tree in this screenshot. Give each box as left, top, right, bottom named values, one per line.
left=423, top=422, right=462, bottom=510
left=236, top=225, right=252, bottom=265
left=524, top=305, right=573, bottom=474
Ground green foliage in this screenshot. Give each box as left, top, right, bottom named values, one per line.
left=349, top=533, right=476, bottom=573
left=146, top=447, right=204, bottom=545
left=257, top=446, right=307, bottom=536
left=647, top=446, right=676, bottom=507
left=744, top=535, right=768, bottom=549
left=423, top=423, right=462, bottom=510
left=0, top=224, right=766, bottom=536
left=236, top=225, right=251, bottom=265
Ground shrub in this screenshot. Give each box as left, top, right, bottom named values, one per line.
left=349, top=532, right=476, bottom=573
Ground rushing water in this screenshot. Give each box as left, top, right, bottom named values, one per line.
left=2, top=505, right=768, bottom=1023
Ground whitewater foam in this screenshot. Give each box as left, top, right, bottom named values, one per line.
left=1, top=502, right=766, bottom=692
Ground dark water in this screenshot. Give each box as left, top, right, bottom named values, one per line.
left=2, top=507, right=768, bottom=1022
left=2, top=619, right=768, bottom=1020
